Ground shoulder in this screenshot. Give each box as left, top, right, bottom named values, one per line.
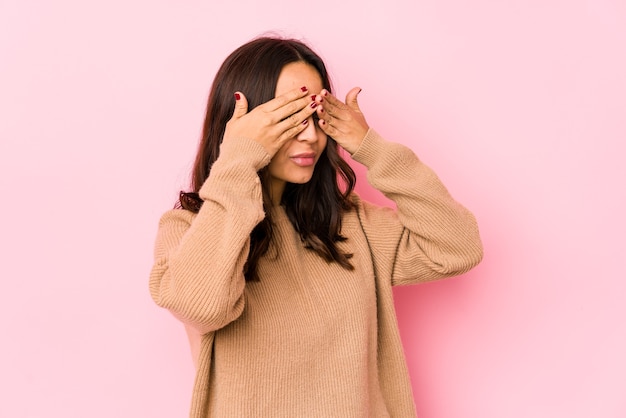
left=346, top=193, right=399, bottom=225
left=157, top=208, right=197, bottom=232
left=348, top=192, right=394, bottom=212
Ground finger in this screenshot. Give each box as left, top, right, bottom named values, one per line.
left=317, top=116, right=339, bottom=137
left=319, top=89, right=349, bottom=121
left=265, top=85, right=309, bottom=112
left=316, top=105, right=333, bottom=127
left=277, top=99, right=318, bottom=133
left=232, top=91, right=248, bottom=119
left=273, top=93, right=317, bottom=124
left=278, top=117, right=314, bottom=143
left=345, top=87, right=363, bottom=112
left=320, top=89, right=344, bottom=109
left=317, top=100, right=347, bottom=133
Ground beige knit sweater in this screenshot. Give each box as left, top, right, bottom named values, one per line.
left=149, top=129, right=483, bottom=417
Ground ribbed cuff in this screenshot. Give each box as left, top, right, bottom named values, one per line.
left=350, top=129, right=389, bottom=167
left=351, top=129, right=421, bottom=171
left=198, top=137, right=271, bottom=202
left=217, top=137, right=272, bottom=171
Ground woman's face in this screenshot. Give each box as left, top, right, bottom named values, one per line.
left=267, top=61, right=327, bottom=203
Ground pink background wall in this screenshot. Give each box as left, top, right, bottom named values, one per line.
left=1, top=0, right=625, bottom=416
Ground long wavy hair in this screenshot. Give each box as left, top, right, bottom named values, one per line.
left=179, top=36, right=357, bottom=281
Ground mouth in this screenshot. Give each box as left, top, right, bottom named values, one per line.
left=290, top=152, right=316, bottom=167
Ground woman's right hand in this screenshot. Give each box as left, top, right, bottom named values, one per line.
left=223, top=86, right=319, bottom=157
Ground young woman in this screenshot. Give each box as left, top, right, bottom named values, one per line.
left=149, top=36, right=483, bottom=417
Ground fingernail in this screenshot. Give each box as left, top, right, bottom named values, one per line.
left=321, top=89, right=328, bottom=96
left=301, top=86, right=308, bottom=92
left=234, top=93, right=241, bottom=100
left=302, top=119, right=308, bottom=125
left=310, top=94, right=317, bottom=101
left=310, top=102, right=317, bottom=109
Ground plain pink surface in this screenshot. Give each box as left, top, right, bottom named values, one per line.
left=1, top=0, right=625, bottom=417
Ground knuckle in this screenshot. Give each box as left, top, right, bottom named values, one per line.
left=288, top=113, right=300, bottom=127
left=260, top=114, right=274, bottom=126
left=287, top=124, right=303, bottom=137
left=286, top=101, right=300, bottom=115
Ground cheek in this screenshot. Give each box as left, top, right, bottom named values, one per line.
left=270, top=142, right=290, bottom=164
left=267, top=145, right=290, bottom=174
left=318, top=132, right=328, bottom=152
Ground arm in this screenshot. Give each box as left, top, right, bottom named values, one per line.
left=352, top=130, right=483, bottom=285
left=316, top=88, right=482, bottom=285
left=149, top=137, right=270, bottom=334
left=149, top=86, right=320, bottom=333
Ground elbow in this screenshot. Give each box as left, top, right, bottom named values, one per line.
left=156, top=286, right=246, bottom=335
left=432, top=211, right=484, bottom=277
left=455, top=233, right=484, bottom=274
left=434, top=234, right=484, bottom=277
left=149, top=265, right=246, bottom=333
left=452, top=214, right=484, bottom=274
left=175, top=295, right=246, bottom=335
left=466, top=242, right=484, bottom=272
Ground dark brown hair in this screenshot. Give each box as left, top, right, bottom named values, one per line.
left=179, top=36, right=357, bottom=281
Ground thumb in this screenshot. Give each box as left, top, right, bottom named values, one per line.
left=345, top=87, right=363, bottom=111
left=232, top=91, right=248, bottom=119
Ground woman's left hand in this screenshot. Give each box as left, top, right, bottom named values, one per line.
left=316, top=87, right=369, bottom=155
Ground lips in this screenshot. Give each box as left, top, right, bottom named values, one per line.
left=290, top=152, right=316, bottom=167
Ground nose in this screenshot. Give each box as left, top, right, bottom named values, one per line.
left=296, top=116, right=317, bottom=142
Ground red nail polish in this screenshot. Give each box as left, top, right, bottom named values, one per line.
left=302, top=119, right=308, bottom=125
left=301, top=86, right=308, bottom=92
left=311, top=94, right=317, bottom=101
left=310, top=102, right=317, bottom=109
left=234, top=93, right=241, bottom=100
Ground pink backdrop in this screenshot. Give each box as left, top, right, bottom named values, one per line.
left=1, top=0, right=625, bottom=416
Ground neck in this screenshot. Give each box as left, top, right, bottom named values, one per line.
left=269, top=179, right=285, bottom=206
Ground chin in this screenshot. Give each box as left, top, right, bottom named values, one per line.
left=291, top=177, right=313, bottom=184
left=288, top=168, right=316, bottom=184
left=289, top=173, right=315, bottom=184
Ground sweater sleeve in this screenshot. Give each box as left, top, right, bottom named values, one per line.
left=149, top=137, right=271, bottom=334
left=350, top=129, right=483, bottom=286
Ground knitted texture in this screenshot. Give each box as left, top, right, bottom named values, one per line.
left=149, top=129, right=483, bottom=417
